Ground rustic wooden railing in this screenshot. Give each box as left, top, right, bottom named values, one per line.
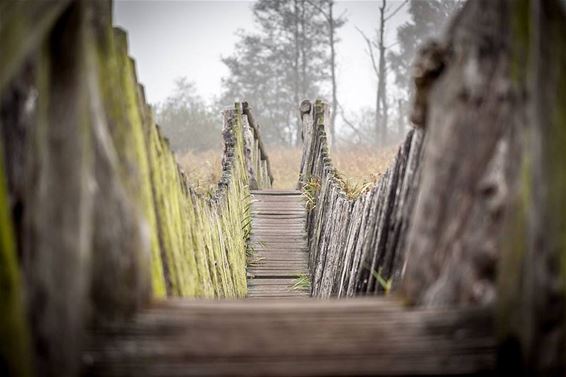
left=1, top=0, right=565, bottom=376
left=299, top=0, right=566, bottom=374
left=0, top=2, right=272, bottom=376
left=298, top=99, right=424, bottom=297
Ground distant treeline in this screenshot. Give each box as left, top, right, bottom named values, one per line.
left=157, top=0, right=459, bottom=152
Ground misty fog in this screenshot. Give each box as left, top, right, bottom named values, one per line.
left=112, top=1, right=458, bottom=189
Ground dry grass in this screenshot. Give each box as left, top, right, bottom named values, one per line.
left=265, top=145, right=302, bottom=189
left=176, top=149, right=222, bottom=194
left=332, top=146, right=398, bottom=187
left=176, top=144, right=398, bottom=191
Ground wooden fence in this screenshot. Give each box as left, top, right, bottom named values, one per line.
left=1, top=0, right=566, bottom=376
left=0, top=2, right=271, bottom=376
left=298, top=99, right=423, bottom=297
left=299, top=1, right=566, bottom=373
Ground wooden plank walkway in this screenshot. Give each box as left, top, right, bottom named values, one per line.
left=83, top=298, right=496, bottom=376
left=82, top=190, right=497, bottom=376
left=247, top=190, right=310, bottom=299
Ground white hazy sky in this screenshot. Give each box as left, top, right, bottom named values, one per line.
left=113, top=0, right=412, bottom=116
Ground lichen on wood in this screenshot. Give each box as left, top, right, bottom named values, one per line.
left=299, top=99, right=423, bottom=297
left=0, top=143, right=32, bottom=377
left=0, top=2, right=273, bottom=375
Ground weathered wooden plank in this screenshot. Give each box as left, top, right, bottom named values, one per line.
left=248, top=286, right=304, bottom=291
left=252, top=228, right=306, bottom=232
left=249, top=266, right=309, bottom=271
left=252, top=215, right=306, bottom=219
left=251, top=229, right=306, bottom=233
left=247, top=287, right=308, bottom=293
left=252, top=210, right=304, bottom=214
left=251, top=238, right=306, bottom=243
left=252, top=199, right=304, bottom=204
left=251, top=190, right=302, bottom=195
left=248, top=264, right=306, bottom=275
left=250, top=249, right=308, bottom=253
left=249, top=271, right=308, bottom=277
left=251, top=235, right=306, bottom=239
left=250, top=257, right=308, bottom=262
left=0, top=0, right=73, bottom=92
left=252, top=203, right=304, bottom=207
left=247, top=287, right=308, bottom=292
left=247, top=279, right=301, bottom=285
left=252, top=198, right=304, bottom=203
left=248, top=258, right=307, bottom=263
left=247, top=286, right=308, bottom=291
left=247, top=190, right=309, bottom=298
left=248, top=267, right=308, bottom=272
left=249, top=257, right=308, bottom=263
left=83, top=298, right=495, bottom=377
left=252, top=221, right=306, bottom=225
left=252, top=204, right=304, bottom=208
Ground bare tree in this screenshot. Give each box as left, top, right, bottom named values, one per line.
left=376, top=0, right=388, bottom=145
left=306, top=0, right=345, bottom=149
left=358, top=0, right=408, bottom=146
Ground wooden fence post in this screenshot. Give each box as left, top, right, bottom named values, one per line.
left=22, top=2, right=94, bottom=375
left=497, top=0, right=566, bottom=375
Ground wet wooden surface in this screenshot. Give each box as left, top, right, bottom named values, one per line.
left=247, top=190, right=310, bottom=298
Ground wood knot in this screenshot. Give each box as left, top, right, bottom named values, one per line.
left=410, top=40, right=448, bottom=128
left=300, top=100, right=312, bottom=117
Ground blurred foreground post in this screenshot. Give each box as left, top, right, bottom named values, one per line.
left=498, top=0, right=566, bottom=375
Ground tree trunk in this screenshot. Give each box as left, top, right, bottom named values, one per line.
left=328, top=1, right=337, bottom=150
left=397, top=99, right=403, bottom=139
left=293, top=0, right=301, bottom=146
left=376, top=0, right=387, bottom=146
left=300, top=0, right=307, bottom=104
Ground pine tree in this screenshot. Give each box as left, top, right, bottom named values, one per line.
left=156, top=78, right=220, bottom=152
left=221, top=0, right=342, bottom=146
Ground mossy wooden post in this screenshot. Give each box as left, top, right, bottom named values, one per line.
left=88, top=0, right=151, bottom=323
left=23, top=2, right=94, bottom=376
left=108, top=27, right=167, bottom=298
left=497, top=0, right=566, bottom=374
left=0, top=145, right=31, bottom=377
left=0, top=1, right=72, bottom=92
left=399, top=0, right=517, bottom=306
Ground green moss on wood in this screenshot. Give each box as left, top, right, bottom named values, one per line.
left=546, top=3, right=566, bottom=340
left=94, top=25, right=269, bottom=300
left=511, top=0, right=531, bottom=85
left=0, top=141, right=32, bottom=377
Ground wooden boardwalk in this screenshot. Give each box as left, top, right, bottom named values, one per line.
left=83, top=298, right=495, bottom=376
left=247, top=190, right=310, bottom=298
left=82, top=190, right=497, bottom=376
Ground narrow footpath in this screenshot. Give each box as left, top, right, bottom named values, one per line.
left=247, top=189, right=310, bottom=298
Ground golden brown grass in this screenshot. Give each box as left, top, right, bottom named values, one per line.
left=265, top=145, right=302, bottom=189
left=176, top=149, right=222, bottom=194
left=332, top=146, right=398, bottom=186
left=177, top=144, right=398, bottom=191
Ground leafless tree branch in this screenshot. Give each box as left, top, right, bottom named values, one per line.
left=337, top=103, right=364, bottom=138
left=356, top=26, right=379, bottom=77
left=384, top=0, right=408, bottom=22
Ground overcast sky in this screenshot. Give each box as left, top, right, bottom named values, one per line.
left=113, top=0, right=412, bottom=116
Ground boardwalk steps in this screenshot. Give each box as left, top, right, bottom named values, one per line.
left=83, top=298, right=495, bottom=376
left=82, top=190, right=496, bottom=376
left=247, top=190, right=310, bottom=299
